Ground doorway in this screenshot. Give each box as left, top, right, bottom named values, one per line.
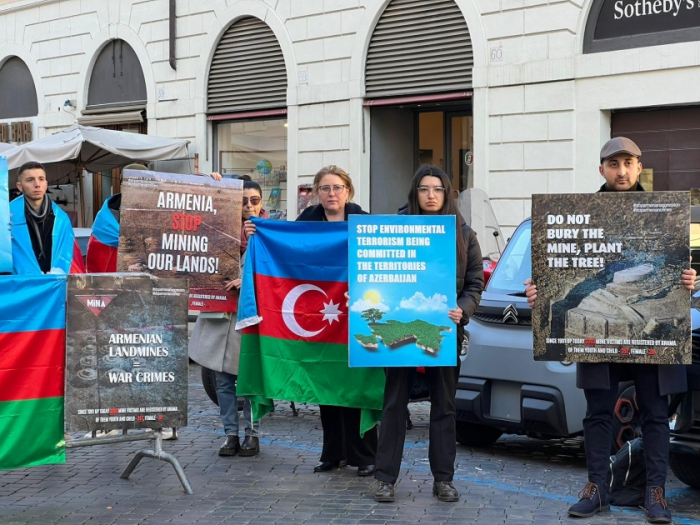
left=370, top=103, right=473, bottom=214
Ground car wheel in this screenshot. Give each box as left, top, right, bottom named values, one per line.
left=201, top=366, right=219, bottom=406
left=611, top=385, right=640, bottom=453
left=669, top=452, right=700, bottom=488
left=455, top=421, right=503, bottom=447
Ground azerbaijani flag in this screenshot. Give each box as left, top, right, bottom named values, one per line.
left=0, top=274, right=66, bottom=470
left=236, top=219, right=385, bottom=434
left=86, top=197, right=120, bottom=273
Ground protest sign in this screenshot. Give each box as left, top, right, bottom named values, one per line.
left=0, top=157, right=10, bottom=273
left=118, top=170, right=243, bottom=311
left=65, top=273, right=189, bottom=432
left=531, top=191, right=691, bottom=364
left=348, top=215, right=457, bottom=367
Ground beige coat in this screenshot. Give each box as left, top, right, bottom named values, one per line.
left=188, top=252, right=245, bottom=375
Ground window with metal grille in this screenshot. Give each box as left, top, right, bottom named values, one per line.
left=0, top=57, right=38, bottom=119
left=207, top=17, right=288, bottom=114
left=365, top=0, right=473, bottom=98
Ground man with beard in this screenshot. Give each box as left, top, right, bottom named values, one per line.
left=525, top=137, right=697, bottom=524
left=10, top=161, right=83, bottom=274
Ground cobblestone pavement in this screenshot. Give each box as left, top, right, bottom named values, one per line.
left=0, top=365, right=699, bottom=524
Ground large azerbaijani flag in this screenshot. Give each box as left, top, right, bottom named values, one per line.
left=0, top=275, right=67, bottom=470
left=236, top=219, right=385, bottom=433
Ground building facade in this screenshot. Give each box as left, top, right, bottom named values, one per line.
left=0, top=0, right=698, bottom=233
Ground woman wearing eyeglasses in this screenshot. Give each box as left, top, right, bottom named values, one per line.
left=189, top=180, right=268, bottom=457
left=373, top=165, right=484, bottom=504
left=299, top=166, right=378, bottom=476
left=243, top=166, right=377, bottom=475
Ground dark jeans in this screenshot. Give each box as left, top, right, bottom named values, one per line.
left=215, top=371, right=256, bottom=437
left=375, top=365, right=458, bottom=484
left=319, top=405, right=377, bottom=467
left=583, top=363, right=669, bottom=489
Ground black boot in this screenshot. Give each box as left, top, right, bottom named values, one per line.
left=357, top=464, right=375, bottom=477
left=239, top=436, right=260, bottom=457
left=433, top=481, right=459, bottom=502
left=314, top=460, right=341, bottom=472
left=644, top=486, right=672, bottom=524
left=374, top=481, right=395, bottom=502
left=568, top=482, right=609, bottom=518
left=219, top=435, right=240, bottom=456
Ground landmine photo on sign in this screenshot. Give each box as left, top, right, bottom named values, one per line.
left=65, top=274, right=189, bottom=432
left=531, top=191, right=691, bottom=364
left=118, top=170, right=243, bottom=312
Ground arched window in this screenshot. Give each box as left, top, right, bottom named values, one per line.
left=87, top=39, right=147, bottom=110
left=207, top=17, right=287, bottom=114
left=365, top=0, right=473, bottom=98
left=0, top=57, right=38, bottom=119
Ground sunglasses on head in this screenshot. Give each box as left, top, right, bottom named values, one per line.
left=243, top=196, right=262, bottom=205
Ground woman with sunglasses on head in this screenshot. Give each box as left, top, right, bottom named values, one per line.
left=373, top=165, right=484, bottom=504
left=245, top=165, right=377, bottom=476
left=189, top=180, right=268, bottom=457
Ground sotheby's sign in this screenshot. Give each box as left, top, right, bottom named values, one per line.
left=584, top=0, right=700, bottom=52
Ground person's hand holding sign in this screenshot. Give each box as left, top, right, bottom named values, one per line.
left=524, top=278, right=537, bottom=307
left=682, top=257, right=697, bottom=291
left=447, top=307, right=464, bottom=325
left=224, top=278, right=241, bottom=292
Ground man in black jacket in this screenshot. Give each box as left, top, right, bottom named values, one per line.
left=526, top=137, right=697, bottom=524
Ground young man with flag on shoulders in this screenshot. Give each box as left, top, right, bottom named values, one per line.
left=10, top=161, right=84, bottom=275
left=525, top=137, right=697, bottom=524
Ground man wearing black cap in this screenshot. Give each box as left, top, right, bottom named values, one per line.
left=525, top=137, right=697, bottom=524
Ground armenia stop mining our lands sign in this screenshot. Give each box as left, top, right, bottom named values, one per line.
left=65, top=274, right=189, bottom=432
left=348, top=215, right=457, bottom=367
left=531, top=191, right=691, bottom=364
left=118, top=170, right=243, bottom=312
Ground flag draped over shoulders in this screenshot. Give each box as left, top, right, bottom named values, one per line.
left=86, top=198, right=119, bottom=272
left=0, top=275, right=67, bottom=470
left=10, top=196, right=83, bottom=275
left=236, top=218, right=385, bottom=434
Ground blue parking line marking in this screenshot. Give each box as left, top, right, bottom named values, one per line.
left=190, top=427, right=700, bottom=524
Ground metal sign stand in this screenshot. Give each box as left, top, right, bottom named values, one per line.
left=66, top=428, right=193, bottom=494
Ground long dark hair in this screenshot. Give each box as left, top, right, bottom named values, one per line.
left=407, top=164, right=466, bottom=265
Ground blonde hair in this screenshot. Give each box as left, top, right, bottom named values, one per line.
left=312, top=165, right=355, bottom=201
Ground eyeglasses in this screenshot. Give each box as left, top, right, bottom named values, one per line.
left=318, top=185, right=347, bottom=195
left=243, top=196, right=262, bottom=205
left=417, top=186, right=445, bottom=195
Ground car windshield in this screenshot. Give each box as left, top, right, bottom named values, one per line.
left=487, top=220, right=531, bottom=295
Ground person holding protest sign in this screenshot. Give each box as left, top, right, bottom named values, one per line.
left=525, top=137, right=697, bottom=524
left=245, top=165, right=378, bottom=476
left=373, top=165, right=484, bottom=503
left=10, top=161, right=84, bottom=275
left=189, top=180, right=267, bottom=457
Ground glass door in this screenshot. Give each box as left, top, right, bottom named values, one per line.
left=445, top=111, right=473, bottom=195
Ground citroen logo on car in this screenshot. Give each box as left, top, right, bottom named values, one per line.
left=503, top=304, right=518, bottom=324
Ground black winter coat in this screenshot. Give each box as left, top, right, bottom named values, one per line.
left=296, top=202, right=368, bottom=221
left=397, top=208, right=485, bottom=347
left=576, top=182, right=687, bottom=395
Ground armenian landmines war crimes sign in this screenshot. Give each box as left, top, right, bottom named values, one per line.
left=65, top=274, right=189, bottom=432
left=531, top=192, right=691, bottom=364
left=118, top=170, right=243, bottom=312
left=349, top=215, right=457, bottom=367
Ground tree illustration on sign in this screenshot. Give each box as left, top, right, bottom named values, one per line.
left=361, top=308, right=384, bottom=325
